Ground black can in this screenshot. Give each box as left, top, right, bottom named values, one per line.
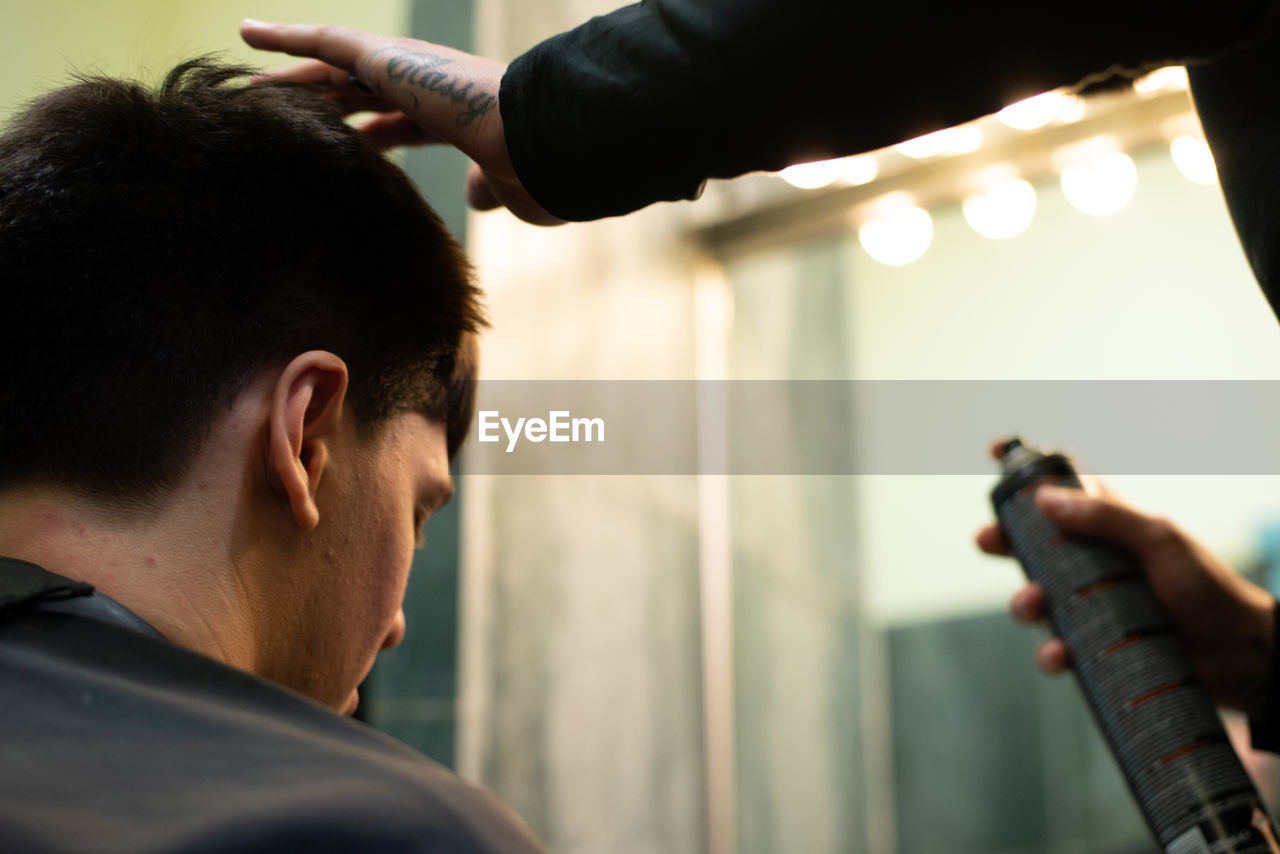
left=991, top=438, right=1280, bottom=854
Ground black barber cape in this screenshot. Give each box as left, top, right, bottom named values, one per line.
left=0, top=558, right=545, bottom=853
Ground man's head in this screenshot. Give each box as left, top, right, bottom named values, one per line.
left=0, top=58, right=481, bottom=711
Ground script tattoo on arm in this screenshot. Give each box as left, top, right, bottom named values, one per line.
left=362, top=46, right=496, bottom=127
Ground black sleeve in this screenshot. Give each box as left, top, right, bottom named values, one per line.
left=1248, top=599, right=1280, bottom=752
left=500, top=0, right=1278, bottom=222
left=1188, top=20, right=1280, bottom=321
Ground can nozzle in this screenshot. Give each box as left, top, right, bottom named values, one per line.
left=997, top=436, right=1042, bottom=475
left=999, top=437, right=1024, bottom=457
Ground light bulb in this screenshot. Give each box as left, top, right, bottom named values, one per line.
left=1060, top=152, right=1137, bottom=217
left=1170, top=135, right=1217, bottom=185
left=1134, top=65, right=1189, bottom=96
left=963, top=178, right=1037, bottom=239
left=1055, top=94, right=1087, bottom=123
left=858, top=204, right=933, bottom=266
left=998, top=92, right=1068, bottom=131
left=778, top=159, right=842, bottom=189
left=840, top=155, right=878, bottom=186
left=895, top=125, right=983, bottom=159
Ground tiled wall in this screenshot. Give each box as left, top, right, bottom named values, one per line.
left=888, top=613, right=1148, bottom=854
left=728, top=235, right=872, bottom=852
left=732, top=478, right=868, bottom=854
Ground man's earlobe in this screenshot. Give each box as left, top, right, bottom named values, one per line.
left=267, top=351, right=349, bottom=531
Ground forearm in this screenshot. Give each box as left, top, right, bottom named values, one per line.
left=500, top=0, right=1280, bottom=221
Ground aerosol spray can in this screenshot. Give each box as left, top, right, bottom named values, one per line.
left=991, top=438, right=1280, bottom=854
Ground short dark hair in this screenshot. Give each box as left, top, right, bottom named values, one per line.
left=0, top=58, right=483, bottom=504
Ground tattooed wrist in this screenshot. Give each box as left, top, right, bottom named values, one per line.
left=365, top=46, right=496, bottom=127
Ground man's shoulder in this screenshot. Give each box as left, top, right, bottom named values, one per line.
left=0, top=611, right=543, bottom=853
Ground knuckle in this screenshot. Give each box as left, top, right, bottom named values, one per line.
left=314, top=23, right=351, bottom=46
left=1069, top=496, right=1103, bottom=524
left=1143, top=516, right=1180, bottom=549
left=1008, top=593, right=1027, bottom=619
left=1080, top=493, right=1127, bottom=528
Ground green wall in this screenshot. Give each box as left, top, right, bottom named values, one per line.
left=361, top=0, right=476, bottom=770
left=0, top=0, right=407, bottom=119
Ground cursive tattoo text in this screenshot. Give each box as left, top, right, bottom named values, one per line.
left=363, top=47, right=496, bottom=127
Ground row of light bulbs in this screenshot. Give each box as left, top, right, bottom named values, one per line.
left=774, top=68, right=1218, bottom=266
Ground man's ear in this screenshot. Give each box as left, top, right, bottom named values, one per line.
left=267, top=351, right=349, bottom=531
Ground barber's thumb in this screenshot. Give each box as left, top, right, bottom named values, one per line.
left=1035, top=485, right=1156, bottom=553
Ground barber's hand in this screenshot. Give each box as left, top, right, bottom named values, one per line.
left=976, top=443, right=1275, bottom=711
left=239, top=20, right=563, bottom=226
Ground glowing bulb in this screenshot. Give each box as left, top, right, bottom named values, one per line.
left=1134, top=65, right=1189, bottom=96
left=997, top=92, right=1069, bottom=131
left=1060, top=151, right=1137, bottom=217
left=1055, top=94, right=1087, bottom=123
left=858, top=203, right=933, bottom=266
left=840, top=154, right=878, bottom=186
left=779, top=159, right=842, bottom=189
left=1161, top=113, right=1201, bottom=141
left=894, top=132, right=943, bottom=159
left=943, top=126, right=984, bottom=155
left=1051, top=136, right=1119, bottom=172
left=895, top=125, right=983, bottom=159
left=1170, top=135, right=1217, bottom=185
left=963, top=178, right=1037, bottom=239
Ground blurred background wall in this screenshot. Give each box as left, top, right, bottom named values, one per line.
left=463, top=3, right=1280, bottom=853
left=0, top=1, right=404, bottom=111
left=7, top=3, right=1280, bottom=853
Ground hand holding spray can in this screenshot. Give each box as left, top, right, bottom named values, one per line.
left=991, top=438, right=1280, bottom=854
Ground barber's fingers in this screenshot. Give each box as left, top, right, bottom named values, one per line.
left=251, top=58, right=345, bottom=86
left=240, top=20, right=375, bottom=73
left=1035, top=486, right=1173, bottom=555
left=1035, top=637, right=1069, bottom=673
left=975, top=522, right=1012, bottom=557
left=1009, top=584, right=1045, bottom=624
left=1010, top=586, right=1070, bottom=673
left=250, top=59, right=390, bottom=117
left=355, top=112, right=439, bottom=150
left=241, top=25, right=388, bottom=124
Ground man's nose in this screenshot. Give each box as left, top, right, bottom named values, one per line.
left=381, top=608, right=407, bottom=651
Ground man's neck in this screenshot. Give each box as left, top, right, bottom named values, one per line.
left=0, top=487, right=258, bottom=672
